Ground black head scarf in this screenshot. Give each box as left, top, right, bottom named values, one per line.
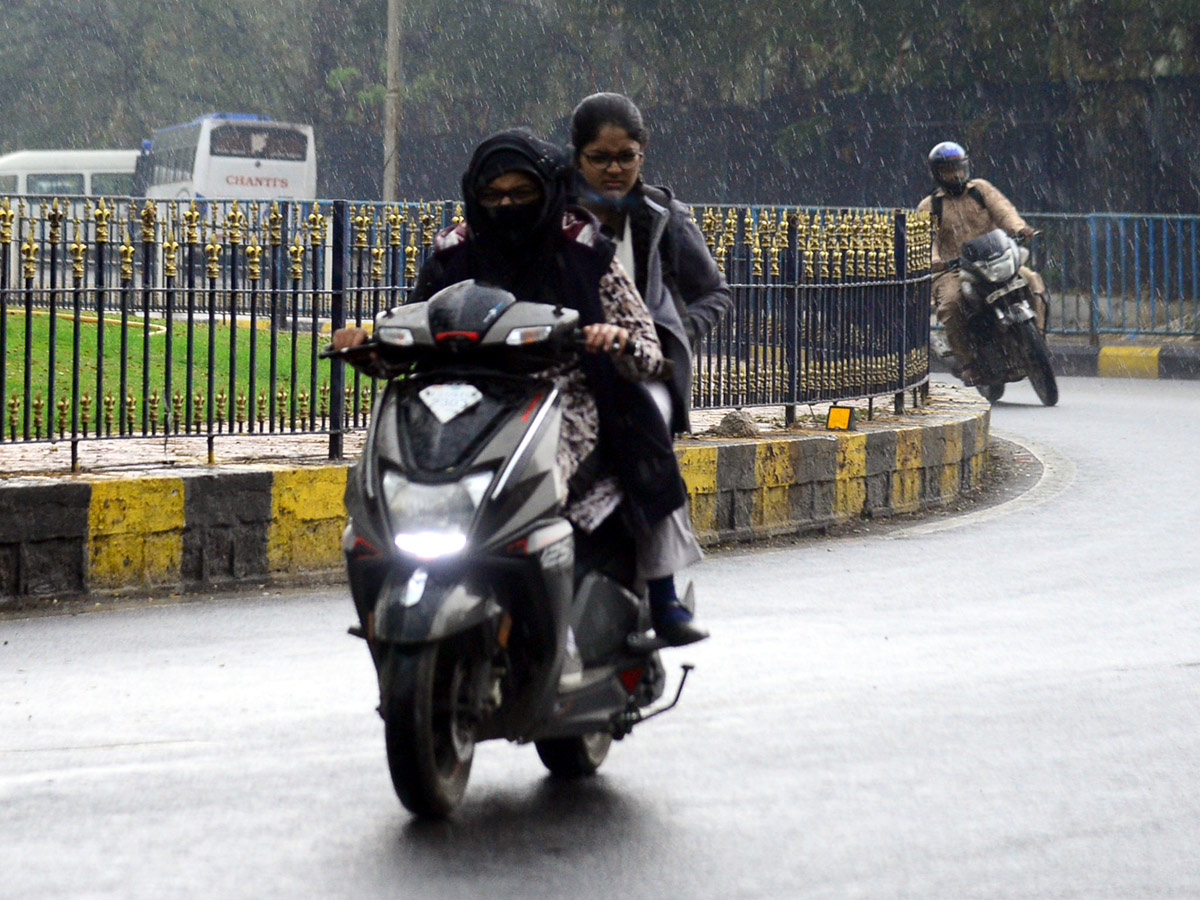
left=462, top=129, right=571, bottom=264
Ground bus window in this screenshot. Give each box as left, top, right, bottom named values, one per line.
left=0, top=175, right=16, bottom=193
left=29, top=173, right=85, bottom=195
left=210, top=125, right=308, bottom=161
left=92, top=172, right=134, bottom=196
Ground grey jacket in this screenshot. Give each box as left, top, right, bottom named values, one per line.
left=629, top=183, right=732, bottom=433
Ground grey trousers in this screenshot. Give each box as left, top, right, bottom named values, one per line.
left=634, top=382, right=704, bottom=581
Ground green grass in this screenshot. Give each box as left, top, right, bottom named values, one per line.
left=2, top=310, right=336, bottom=433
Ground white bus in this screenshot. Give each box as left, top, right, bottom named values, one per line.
left=0, top=149, right=139, bottom=196
left=143, top=112, right=317, bottom=201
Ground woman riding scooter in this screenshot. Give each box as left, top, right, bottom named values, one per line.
left=333, top=128, right=707, bottom=645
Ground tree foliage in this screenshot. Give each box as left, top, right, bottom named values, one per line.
left=0, top=0, right=1196, bottom=206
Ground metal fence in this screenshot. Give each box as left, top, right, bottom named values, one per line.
left=0, top=196, right=933, bottom=466
left=1028, top=213, right=1200, bottom=339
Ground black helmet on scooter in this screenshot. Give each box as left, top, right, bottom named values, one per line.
left=929, top=141, right=970, bottom=196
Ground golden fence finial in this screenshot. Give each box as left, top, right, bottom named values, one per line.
left=93, top=197, right=112, bottom=244
left=452, top=202, right=464, bottom=226
left=69, top=220, right=86, bottom=279
left=289, top=234, right=306, bottom=281
left=353, top=204, right=371, bottom=249
left=308, top=203, right=326, bottom=247
left=183, top=201, right=201, bottom=245
left=246, top=231, right=263, bottom=281
left=421, top=204, right=436, bottom=246
left=0, top=198, right=13, bottom=243
left=268, top=201, right=283, bottom=246
left=701, top=207, right=717, bottom=250
left=46, top=198, right=65, bottom=244
left=404, top=228, right=418, bottom=281
left=226, top=200, right=245, bottom=245
left=885, top=211, right=895, bottom=276
left=851, top=210, right=864, bottom=278
left=140, top=200, right=158, bottom=244
left=20, top=231, right=37, bottom=280
left=818, top=214, right=831, bottom=281
left=371, top=230, right=385, bottom=282
left=387, top=205, right=404, bottom=246
left=163, top=224, right=180, bottom=280
left=119, top=226, right=135, bottom=282
left=205, top=226, right=221, bottom=279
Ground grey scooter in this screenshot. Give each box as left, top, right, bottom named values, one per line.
left=324, top=280, right=695, bottom=819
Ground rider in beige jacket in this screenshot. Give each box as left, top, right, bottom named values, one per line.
left=916, top=142, right=1047, bottom=382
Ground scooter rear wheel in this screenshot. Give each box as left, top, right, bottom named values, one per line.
left=380, top=638, right=482, bottom=818
left=535, top=731, right=613, bottom=777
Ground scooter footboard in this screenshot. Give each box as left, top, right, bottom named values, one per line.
left=373, top=568, right=502, bottom=645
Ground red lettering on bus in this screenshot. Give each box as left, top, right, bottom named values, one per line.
left=225, top=175, right=290, bottom=188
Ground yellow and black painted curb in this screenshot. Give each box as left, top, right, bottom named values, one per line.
left=931, top=340, right=1200, bottom=380
left=0, top=400, right=989, bottom=605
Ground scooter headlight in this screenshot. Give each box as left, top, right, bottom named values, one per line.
left=381, top=469, right=493, bottom=559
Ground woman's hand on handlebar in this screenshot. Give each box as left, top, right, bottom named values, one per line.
left=332, top=326, right=371, bottom=350
left=580, top=323, right=629, bottom=356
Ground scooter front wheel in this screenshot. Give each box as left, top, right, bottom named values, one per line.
left=535, top=731, right=613, bottom=777
left=380, top=638, right=483, bottom=818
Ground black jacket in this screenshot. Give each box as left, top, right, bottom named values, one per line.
left=410, top=219, right=688, bottom=529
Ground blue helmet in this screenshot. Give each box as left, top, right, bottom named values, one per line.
left=929, top=141, right=970, bottom=195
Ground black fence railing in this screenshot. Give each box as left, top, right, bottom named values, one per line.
left=0, top=196, right=932, bottom=466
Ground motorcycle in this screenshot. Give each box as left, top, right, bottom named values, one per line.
left=931, top=228, right=1058, bottom=406
left=323, top=280, right=695, bottom=819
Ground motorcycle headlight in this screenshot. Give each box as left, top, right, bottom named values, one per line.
left=978, top=248, right=1017, bottom=283
left=381, top=469, right=493, bottom=559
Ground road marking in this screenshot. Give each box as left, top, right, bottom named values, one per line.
left=884, top=429, right=1076, bottom=538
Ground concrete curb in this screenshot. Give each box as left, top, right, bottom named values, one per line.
left=931, top=338, right=1200, bottom=380
left=0, top=392, right=990, bottom=607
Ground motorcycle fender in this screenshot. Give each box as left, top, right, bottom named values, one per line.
left=373, top=571, right=501, bottom=645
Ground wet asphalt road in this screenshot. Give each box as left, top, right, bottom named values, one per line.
left=3, top=375, right=1200, bottom=900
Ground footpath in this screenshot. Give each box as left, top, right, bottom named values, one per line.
left=0, top=386, right=992, bottom=609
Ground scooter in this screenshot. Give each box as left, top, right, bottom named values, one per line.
left=323, top=280, right=695, bottom=819
left=933, top=228, right=1058, bottom=406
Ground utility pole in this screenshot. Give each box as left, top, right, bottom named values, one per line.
left=383, top=0, right=402, bottom=202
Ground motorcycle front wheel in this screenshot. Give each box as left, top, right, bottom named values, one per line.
left=380, top=637, right=484, bottom=819
left=535, top=732, right=613, bottom=777
left=1017, top=320, right=1058, bottom=406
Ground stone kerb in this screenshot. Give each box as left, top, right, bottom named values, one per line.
left=0, top=393, right=990, bottom=606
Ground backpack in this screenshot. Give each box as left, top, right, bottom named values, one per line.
left=929, top=184, right=987, bottom=224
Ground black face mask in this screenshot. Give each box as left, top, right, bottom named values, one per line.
left=481, top=200, right=543, bottom=249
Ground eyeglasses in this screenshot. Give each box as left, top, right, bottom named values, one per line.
left=581, top=150, right=643, bottom=171
left=477, top=186, right=542, bottom=206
